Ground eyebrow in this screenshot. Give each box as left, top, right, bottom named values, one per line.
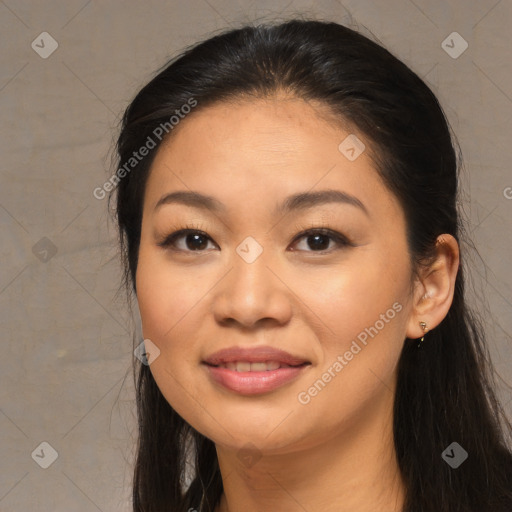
left=154, top=189, right=369, bottom=217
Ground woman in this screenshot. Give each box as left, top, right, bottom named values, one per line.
left=111, top=18, right=512, bottom=512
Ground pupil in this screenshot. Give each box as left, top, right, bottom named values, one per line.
left=187, top=234, right=208, bottom=250
left=308, top=234, right=329, bottom=250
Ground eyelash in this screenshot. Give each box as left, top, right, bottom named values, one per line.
left=156, top=221, right=352, bottom=255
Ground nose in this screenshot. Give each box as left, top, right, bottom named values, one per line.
left=211, top=250, right=293, bottom=329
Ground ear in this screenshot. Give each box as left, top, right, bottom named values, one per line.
left=406, top=234, right=460, bottom=340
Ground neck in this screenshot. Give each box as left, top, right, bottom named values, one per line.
left=214, top=388, right=405, bottom=512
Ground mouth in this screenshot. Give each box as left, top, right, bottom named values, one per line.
left=201, top=345, right=312, bottom=394
left=202, top=361, right=311, bottom=395
left=202, top=345, right=310, bottom=367
left=204, top=361, right=310, bottom=371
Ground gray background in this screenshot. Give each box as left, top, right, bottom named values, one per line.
left=1, top=1, right=511, bottom=510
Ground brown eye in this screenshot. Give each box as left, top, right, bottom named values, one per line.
left=291, top=229, right=351, bottom=253
left=157, top=229, right=216, bottom=252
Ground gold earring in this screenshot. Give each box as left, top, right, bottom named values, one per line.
left=418, top=321, right=429, bottom=348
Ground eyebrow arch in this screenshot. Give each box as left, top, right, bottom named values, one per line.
left=277, top=189, right=369, bottom=217
left=154, top=189, right=369, bottom=216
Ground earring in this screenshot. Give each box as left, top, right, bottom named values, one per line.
left=418, top=321, right=429, bottom=348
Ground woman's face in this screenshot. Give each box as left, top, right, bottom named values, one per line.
left=136, top=95, right=417, bottom=453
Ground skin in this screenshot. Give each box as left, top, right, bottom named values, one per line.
left=135, top=93, right=460, bottom=512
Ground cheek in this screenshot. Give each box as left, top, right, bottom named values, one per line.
left=294, top=267, right=406, bottom=430
left=298, top=249, right=410, bottom=406
left=136, top=247, right=202, bottom=342
left=302, top=250, right=407, bottom=340
left=135, top=249, right=210, bottom=424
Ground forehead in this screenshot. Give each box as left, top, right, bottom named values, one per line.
left=153, top=95, right=355, bottom=169
left=143, top=96, right=399, bottom=223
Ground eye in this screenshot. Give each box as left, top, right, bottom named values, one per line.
left=156, top=225, right=217, bottom=252
left=290, top=227, right=351, bottom=253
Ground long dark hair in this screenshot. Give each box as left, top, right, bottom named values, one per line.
left=110, top=17, right=512, bottom=512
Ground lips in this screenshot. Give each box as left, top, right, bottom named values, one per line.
left=202, top=345, right=311, bottom=395
left=202, top=345, right=310, bottom=367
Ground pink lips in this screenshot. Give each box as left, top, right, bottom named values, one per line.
left=202, top=345, right=311, bottom=395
